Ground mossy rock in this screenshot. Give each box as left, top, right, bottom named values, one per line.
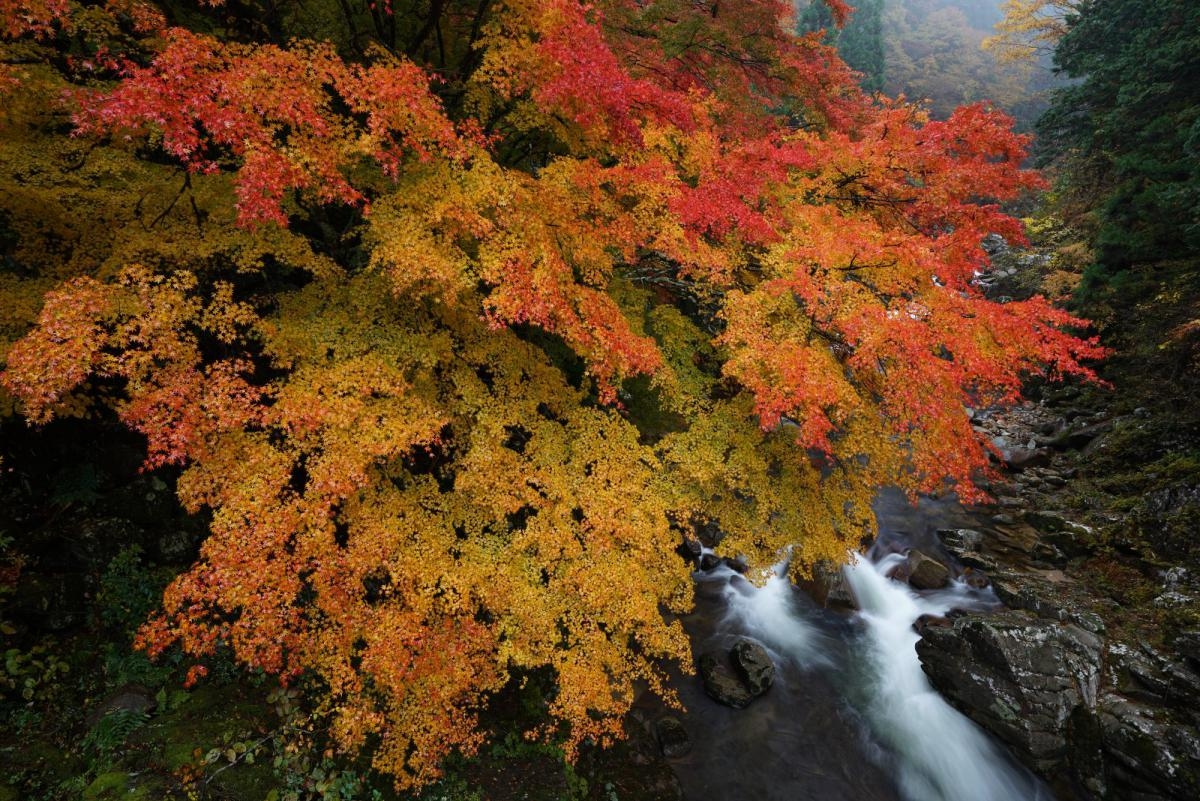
left=83, top=771, right=131, bottom=800
left=140, top=683, right=276, bottom=798
left=162, top=741, right=199, bottom=770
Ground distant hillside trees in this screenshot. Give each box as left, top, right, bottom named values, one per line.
left=799, top=0, right=887, bottom=93
left=1037, top=0, right=1200, bottom=289
left=799, top=0, right=1056, bottom=128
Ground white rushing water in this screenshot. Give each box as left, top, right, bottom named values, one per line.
left=713, top=558, right=834, bottom=671
left=842, top=552, right=1050, bottom=801
left=703, top=548, right=1050, bottom=801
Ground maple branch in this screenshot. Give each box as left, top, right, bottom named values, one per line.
left=186, top=174, right=205, bottom=235
left=831, top=256, right=898, bottom=272
left=135, top=170, right=186, bottom=231
left=406, top=0, right=447, bottom=59
left=622, top=255, right=723, bottom=333
left=823, top=193, right=918, bottom=207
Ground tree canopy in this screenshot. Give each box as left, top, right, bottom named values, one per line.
left=0, top=0, right=1102, bottom=789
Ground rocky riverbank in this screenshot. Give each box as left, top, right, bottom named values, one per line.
left=908, top=398, right=1200, bottom=800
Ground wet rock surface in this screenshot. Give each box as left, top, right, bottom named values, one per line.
left=697, top=651, right=755, bottom=708
left=698, top=637, right=775, bottom=708
left=1096, top=696, right=1200, bottom=800
left=730, top=638, right=775, bottom=696
left=799, top=559, right=858, bottom=610
left=907, top=549, right=950, bottom=589
left=916, top=613, right=1102, bottom=769
left=909, top=399, right=1200, bottom=800
left=654, top=716, right=692, bottom=759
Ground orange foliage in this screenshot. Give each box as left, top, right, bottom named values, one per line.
left=0, top=0, right=1104, bottom=789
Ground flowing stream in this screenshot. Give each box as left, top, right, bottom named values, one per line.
left=656, top=492, right=1053, bottom=801
left=841, top=552, right=1050, bottom=801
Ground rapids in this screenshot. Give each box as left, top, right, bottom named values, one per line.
left=654, top=491, right=1053, bottom=801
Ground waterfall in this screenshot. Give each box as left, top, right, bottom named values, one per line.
left=841, top=552, right=1051, bottom=801
left=679, top=541, right=1053, bottom=801
left=712, top=558, right=834, bottom=672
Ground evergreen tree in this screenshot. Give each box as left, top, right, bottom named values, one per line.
left=798, top=0, right=887, bottom=92
left=1038, top=0, right=1200, bottom=289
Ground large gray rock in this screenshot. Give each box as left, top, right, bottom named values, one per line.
left=1107, top=642, right=1200, bottom=713
left=907, top=549, right=949, bottom=590
left=697, top=638, right=775, bottom=709
left=1024, top=509, right=1093, bottom=538
left=1098, top=695, right=1200, bottom=800
left=730, top=638, right=774, bottom=696
left=799, top=560, right=857, bottom=611
left=937, top=528, right=983, bottom=556
left=1174, top=630, right=1200, bottom=666
left=916, top=612, right=1102, bottom=770
left=698, top=652, right=753, bottom=709
left=1044, top=419, right=1112, bottom=451
left=1004, top=446, right=1053, bottom=470
left=85, top=684, right=156, bottom=728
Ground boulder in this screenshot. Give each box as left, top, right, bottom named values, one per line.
left=697, top=652, right=753, bottom=709
left=937, top=528, right=983, bottom=555
left=1005, top=447, right=1053, bottom=471
left=697, top=638, right=775, bottom=709
left=799, top=560, right=857, bottom=611
left=913, top=614, right=953, bottom=636
left=1107, top=642, right=1200, bottom=710
left=1044, top=419, right=1112, bottom=451
left=654, top=716, right=691, bottom=759
left=916, top=612, right=1103, bottom=771
left=907, top=550, right=949, bottom=590
left=1024, top=510, right=1092, bottom=538
left=85, top=683, right=155, bottom=728
left=721, top=555, right=750, bottom=574
left=676, top=535, right=702, bottom=563
left=730, top=638, right=774, bottom=697
left=989, top=571, right=1070, bottom=622
left=1173, top=630, right=1200, bottom=666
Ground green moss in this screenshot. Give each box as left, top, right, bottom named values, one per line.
left=83, top=771, right=130, bottom=800
left=162, top=741, right=198, bottom=770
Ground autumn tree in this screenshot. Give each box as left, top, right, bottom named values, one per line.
left=984, top=0, right=1079, bottom=66
left=0, top=0, right=1103, bottom=790
left=879, top=0, right=1035, bottom=121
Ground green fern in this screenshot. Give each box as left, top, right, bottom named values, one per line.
left=82, top=708, right=149, bottom=761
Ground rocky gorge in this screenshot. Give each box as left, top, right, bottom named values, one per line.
left=844, top=388, right=1190, bottom=801
left=666, top=338, right=1200, bottom=801
left=909, top=397, right=1200, bottom=801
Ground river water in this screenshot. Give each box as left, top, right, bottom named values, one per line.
left=651, top=490, right=1053, bottom=801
